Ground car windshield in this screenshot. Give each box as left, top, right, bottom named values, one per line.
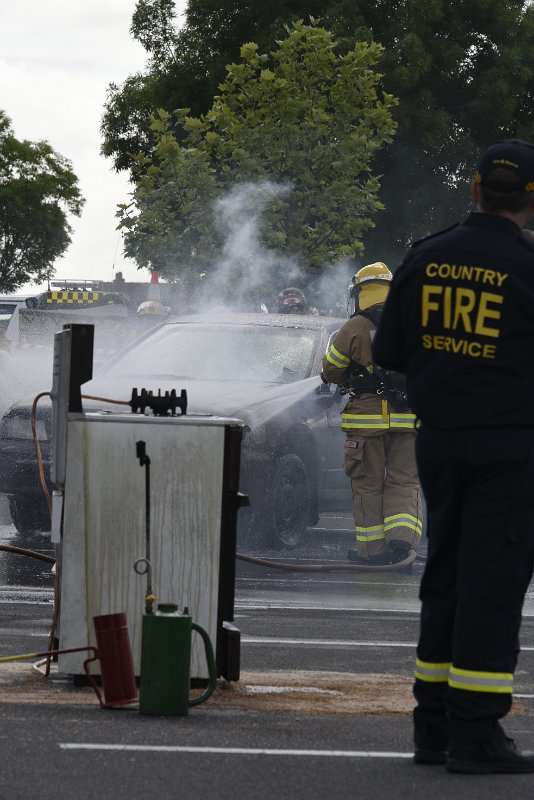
left=107, top=323, right=319, bottom=383
left=0, top=303, right=16, bottom=333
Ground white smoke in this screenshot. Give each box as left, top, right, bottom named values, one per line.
left=192, top=180, right=362, bottom=318
left=305, top=258, right=357, bottom=319
left=0, top=345, right=53, bottom=419
left=206, top=181, right=305, bottom=312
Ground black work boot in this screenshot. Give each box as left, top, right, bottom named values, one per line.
left=413, top=707, right=448, bottom=765
left=387, top=539, right=414, bottom=572
left=389, top=539, right=411, bottom=561
left=347, top=548, right=395, bottom=565
left=447, top=725, right=534, bottom=774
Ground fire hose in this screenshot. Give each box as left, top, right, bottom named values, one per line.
left=235, top=549, right=420, bottom=572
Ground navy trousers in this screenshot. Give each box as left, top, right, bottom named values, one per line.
left=414, top=426, right=534, bottom=747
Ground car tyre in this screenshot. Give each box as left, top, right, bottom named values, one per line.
left=268, top=454, right=311, bottom=549
left=8, top=496, right=49, bottom=536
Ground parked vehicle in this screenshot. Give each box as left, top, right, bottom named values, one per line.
left=0, top=294, right=38, bottom=343
left=0, top=313, right=352, bottom=548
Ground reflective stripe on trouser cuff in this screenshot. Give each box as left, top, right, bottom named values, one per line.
left=355, top=524, right=385, bottom=543
left=342, top=414, right=389, bottom=430
left=448, top=665, right=513, bottom=693
left=415, top=659, right=451, bottom=683
left=384, top=514, right=423, bottom=537
left=325, top=344, right=350, bottom=368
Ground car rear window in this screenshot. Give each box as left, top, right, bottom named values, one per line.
left=108, top=323, right=319, bottom=383
left=0, top=303, right=16, bottom=333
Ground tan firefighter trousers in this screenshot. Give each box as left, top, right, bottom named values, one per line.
left=343, top=430, right=422, bottom=559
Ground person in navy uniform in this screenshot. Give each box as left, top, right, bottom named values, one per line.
left=373, top=139, right=534, bottom=774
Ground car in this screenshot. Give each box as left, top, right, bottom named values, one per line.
left=0, top=312, right=352, bottom=548
left=0, top=294, right=38, bottom=343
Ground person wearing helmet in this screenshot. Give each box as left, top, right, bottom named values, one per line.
left=137, top=300, right=170, bottom=317
left=373, top=140, right=534, bottom=773
left=322, top=262, right=422, bottom=566
left=277, top=288, right=309, bottom=315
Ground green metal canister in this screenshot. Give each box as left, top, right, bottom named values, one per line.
left=139, top=603, right=216, bottom=716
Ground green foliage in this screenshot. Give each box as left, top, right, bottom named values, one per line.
left=350, top=0, right=534, bottom=262
left=117, top=22, right=396, bottom=294
left=0, top=111, right=84, bottom=292
left=101, top=0, right=213, bottom=172
left=118, top=122, right=223, bottom=280
left=103, top=0, right=534, bottom=267
left=130, top=0, right=179, bottom=64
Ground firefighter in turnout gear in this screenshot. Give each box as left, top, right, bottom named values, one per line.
left=322, top=262, right=422, bottom=566
left=373, top=140, right=534, bottom=774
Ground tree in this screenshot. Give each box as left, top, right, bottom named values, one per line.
left=117, top=22, right=396, bottom=301
left=0, top=112, right=84, bottom=292
left=118, top=134, right=223, bottom=280
left=101, top=0, right=213, bottom=173
left=102, top=0, right=534, bottom=266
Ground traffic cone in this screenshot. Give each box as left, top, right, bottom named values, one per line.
left=147, top=271, right=161, bottom=301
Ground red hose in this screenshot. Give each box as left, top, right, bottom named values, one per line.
left=236, top=549, right=419, bottom=572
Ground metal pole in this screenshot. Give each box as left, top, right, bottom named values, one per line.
left=135, top=441, right=155, bottom=614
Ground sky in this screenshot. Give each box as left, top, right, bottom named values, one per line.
left=0, top=0, right=188, bottom=293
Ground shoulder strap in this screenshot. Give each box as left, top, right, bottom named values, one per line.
left=350, top=304, right=384, bottom=327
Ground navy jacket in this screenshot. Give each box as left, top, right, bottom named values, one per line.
left=372, top=212, right=534, bottom=429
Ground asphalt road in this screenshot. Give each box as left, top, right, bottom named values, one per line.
left=2, top=510, right=534, bottom=799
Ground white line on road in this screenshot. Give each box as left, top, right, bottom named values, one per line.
left=59, top=743, right=413, bottom=759
left=242, top=636, right=415, bottom=648
left=242, top=636, right=534, bottom=651
left=235, top=603, right=420, bottom=613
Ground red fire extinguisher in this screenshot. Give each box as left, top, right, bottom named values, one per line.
left=83, top=613, right=138, bottom=708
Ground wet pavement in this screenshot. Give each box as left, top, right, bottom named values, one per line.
left=5, top=507, right=534, bottom=618
left=3, top=503, right=534, bottom=799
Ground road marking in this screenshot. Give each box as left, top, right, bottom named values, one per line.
left=242, top=636, right=534, bottom=651
left=0, top=590, right=53, bottom=604
left=59, top=743, right=414, bottom=759
left=235, top=603, right=421, bottom=613
left=242, top=636, right=415, bottom=648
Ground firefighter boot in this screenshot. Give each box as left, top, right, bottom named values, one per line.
left=447, top=723, right=534, bottom=774
left=413, top=707, right=448, bottom=765
left=347, top=549, right=396, bottom=565
left=388, top=539, right=414, bottom=570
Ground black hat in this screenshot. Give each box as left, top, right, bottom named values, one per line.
left=476, top=139, right=534, bottom=193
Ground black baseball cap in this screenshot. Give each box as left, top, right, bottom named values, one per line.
left=475, top=139, right=534, bottom=193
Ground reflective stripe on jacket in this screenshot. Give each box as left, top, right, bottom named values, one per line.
left=322, top=312, right=416, bottom=433
left=341, top=410, right=416, bottom=431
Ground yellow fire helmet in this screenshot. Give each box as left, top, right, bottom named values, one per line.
left=349, top=262, right=393, bottom=312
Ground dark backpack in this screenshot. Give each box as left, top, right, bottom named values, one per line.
left=344, top=305, right=409, bottom=412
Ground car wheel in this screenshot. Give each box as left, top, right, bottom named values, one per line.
left=8, top=496, right=49, bottom=536
left=268, top=454, right=311, bottom=549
